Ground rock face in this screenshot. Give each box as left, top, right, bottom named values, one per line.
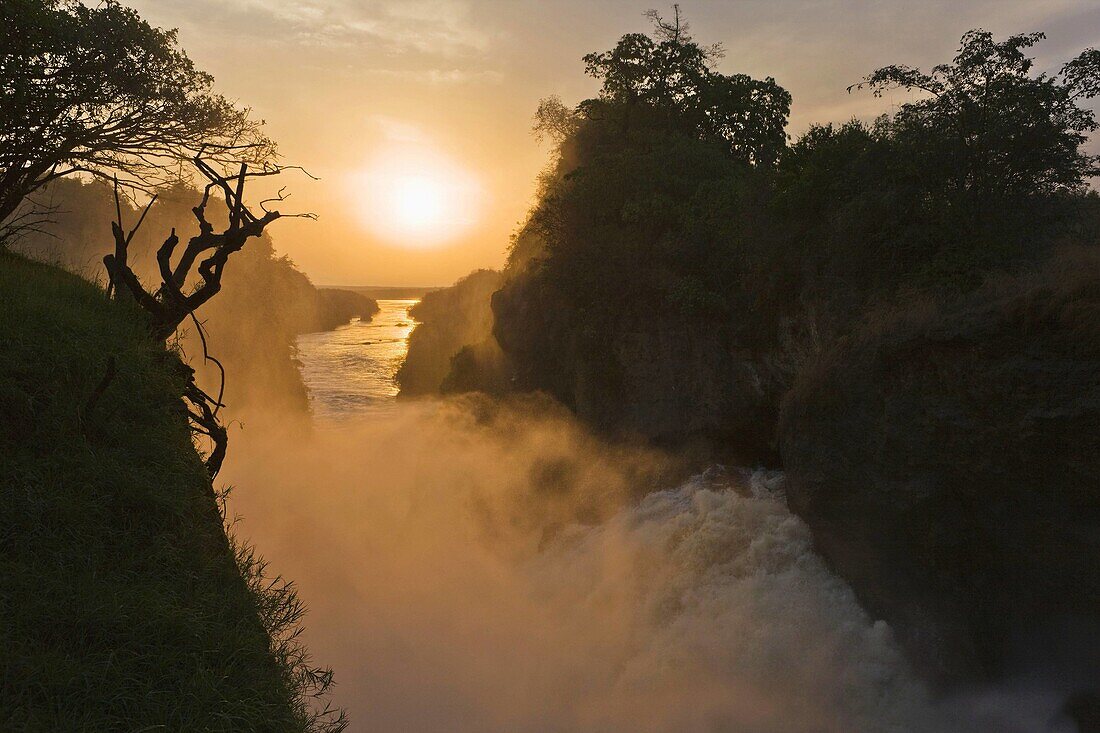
left=312, top=288, right=379, bottom=332
left=396, top=269, right=502, bottom=397
left=492, top=272, right=783, bottom=463
left=779, top=250, right=1100, bottom=687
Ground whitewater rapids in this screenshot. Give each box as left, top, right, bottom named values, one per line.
left=222, top=399, right=1027, bottom=732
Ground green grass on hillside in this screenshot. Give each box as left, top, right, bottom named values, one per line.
left=0, top=252, right=339, bottom=731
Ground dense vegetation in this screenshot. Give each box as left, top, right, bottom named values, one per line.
left=0, top=0, right=272, bottom=243
left=454, top=19, right=1100, bottom=457
left=0, top=252, right=343, bottom=731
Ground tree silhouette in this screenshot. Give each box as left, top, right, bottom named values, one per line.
left=853, top=30, right=1100, bottom=198
left=0, top=0, right=274, bottom=244
left=103, top=153, right=314, bottom=477
left=580, top=4, right=790, bottom=166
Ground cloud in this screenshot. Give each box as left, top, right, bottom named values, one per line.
left=159, top=0, right=492, bottom=57
left=364, top=67, right=504, bottom=84
left=367, top=115, right=430, bottom=143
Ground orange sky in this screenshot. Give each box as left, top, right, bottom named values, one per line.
left=128, top=0, right=1100, bottom=286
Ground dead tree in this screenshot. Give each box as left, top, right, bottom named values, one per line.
left=103, top=151, right=314, bottom=478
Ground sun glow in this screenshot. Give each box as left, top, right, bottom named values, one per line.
left=351, top=146, right=483, bottom=249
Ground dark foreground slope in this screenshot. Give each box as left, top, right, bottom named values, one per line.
left=0, top=253, right=326, bottom=731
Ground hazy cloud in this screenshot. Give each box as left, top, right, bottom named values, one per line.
left=156, top=0, right=492, bottom=56
left=364, top=67, right=504, bottom=84
left=367, top=116, right=431, bottom=143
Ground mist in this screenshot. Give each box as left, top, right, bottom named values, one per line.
left=215, top=397, right=1073, bottom=732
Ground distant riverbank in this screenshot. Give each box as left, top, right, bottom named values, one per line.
left=321, top=285, right=441, bottom=300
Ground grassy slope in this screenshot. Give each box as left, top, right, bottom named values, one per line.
left=0, top=252, right=303, bottom=731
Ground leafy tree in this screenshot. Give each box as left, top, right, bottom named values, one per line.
left=785, top=31, right=1100, bottom=289
left=854, top=30, right=1100, bottom=200
left=580, top=5, right=790, bottom=166
left=764, top=30, right=1100, bottom=305
left=516, top=6, right=792, bottom=280
left=533, top=96, right=581, bottom=145
left=492, top=7, right=791, bottom=416
left=0, top=0, right=274, bottom=243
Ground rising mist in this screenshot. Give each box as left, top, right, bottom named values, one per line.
left=218, top=397, right=1078, bottom=733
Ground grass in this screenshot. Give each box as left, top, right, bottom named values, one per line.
left=0, top=251, right=344, bottom=732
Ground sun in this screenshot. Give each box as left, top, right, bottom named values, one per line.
left=391, top=175, right=447, bottom=235
left=351, top=147, right=482, bottom=248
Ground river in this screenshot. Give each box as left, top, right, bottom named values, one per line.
left=295, top=299, right=418, bottom=419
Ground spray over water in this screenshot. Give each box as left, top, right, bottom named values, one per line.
left=216, top=304, right=1077, bottom=732
left=221, top=399, right=951, bottom=732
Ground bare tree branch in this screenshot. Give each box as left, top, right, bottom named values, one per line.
left=101, top=153, right=308, bottom=478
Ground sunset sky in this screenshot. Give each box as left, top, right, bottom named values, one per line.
left=128, top=0, right=1100, bottom=286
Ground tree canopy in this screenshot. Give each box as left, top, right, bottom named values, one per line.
left=854, top=30, right=1100, bottom=199
left=498, top=19, right=1100, bottom=412
left=578, top=6, right=790, bottom=167
left=0, top=0, right=274, bottom=243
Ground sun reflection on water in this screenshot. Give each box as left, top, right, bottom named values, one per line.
left=295, top=299, right=418, bottom=420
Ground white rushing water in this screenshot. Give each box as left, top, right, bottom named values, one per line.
left=270, top=304, right=1073, bottom=732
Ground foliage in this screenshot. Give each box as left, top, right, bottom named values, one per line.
left=515, top=22, right=1100, bottom=331
left=0, top=0, right=274, bottom=243
left=509, top=9, right=787, bottom=320
left=533, top=95, right=580, bottom=145
left=484, top=19, right=1100, bottom=454
left=580, top=5, right=790, bottom=166
left=0, top=252, right=343, bottom=731
left=854, top=30, right=1100, bottom=197
left=779, top=26, right=1100, bottom=297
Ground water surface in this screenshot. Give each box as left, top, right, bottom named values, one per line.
left=295, top=299, right=417, bottom=420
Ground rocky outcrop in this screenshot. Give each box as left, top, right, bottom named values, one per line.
left=492, top=272, right=784, bottom=463
left=397, top=269, right=502, bottom=397
left=310, top=288, right=379, bottom=333
left=779, top=247, right=1100, bottom=688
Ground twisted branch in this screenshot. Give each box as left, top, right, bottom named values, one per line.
left=101, top=153, right=313, bottom=478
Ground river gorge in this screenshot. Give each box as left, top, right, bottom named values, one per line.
left=213, top=304, right=1076, bottom=732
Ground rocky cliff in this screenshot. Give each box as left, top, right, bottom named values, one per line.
left=492, top=271, right=783, bottom=462
left=779, top=247, right=1100, bottom=692
left=396, top=269, right=502, bottom=397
